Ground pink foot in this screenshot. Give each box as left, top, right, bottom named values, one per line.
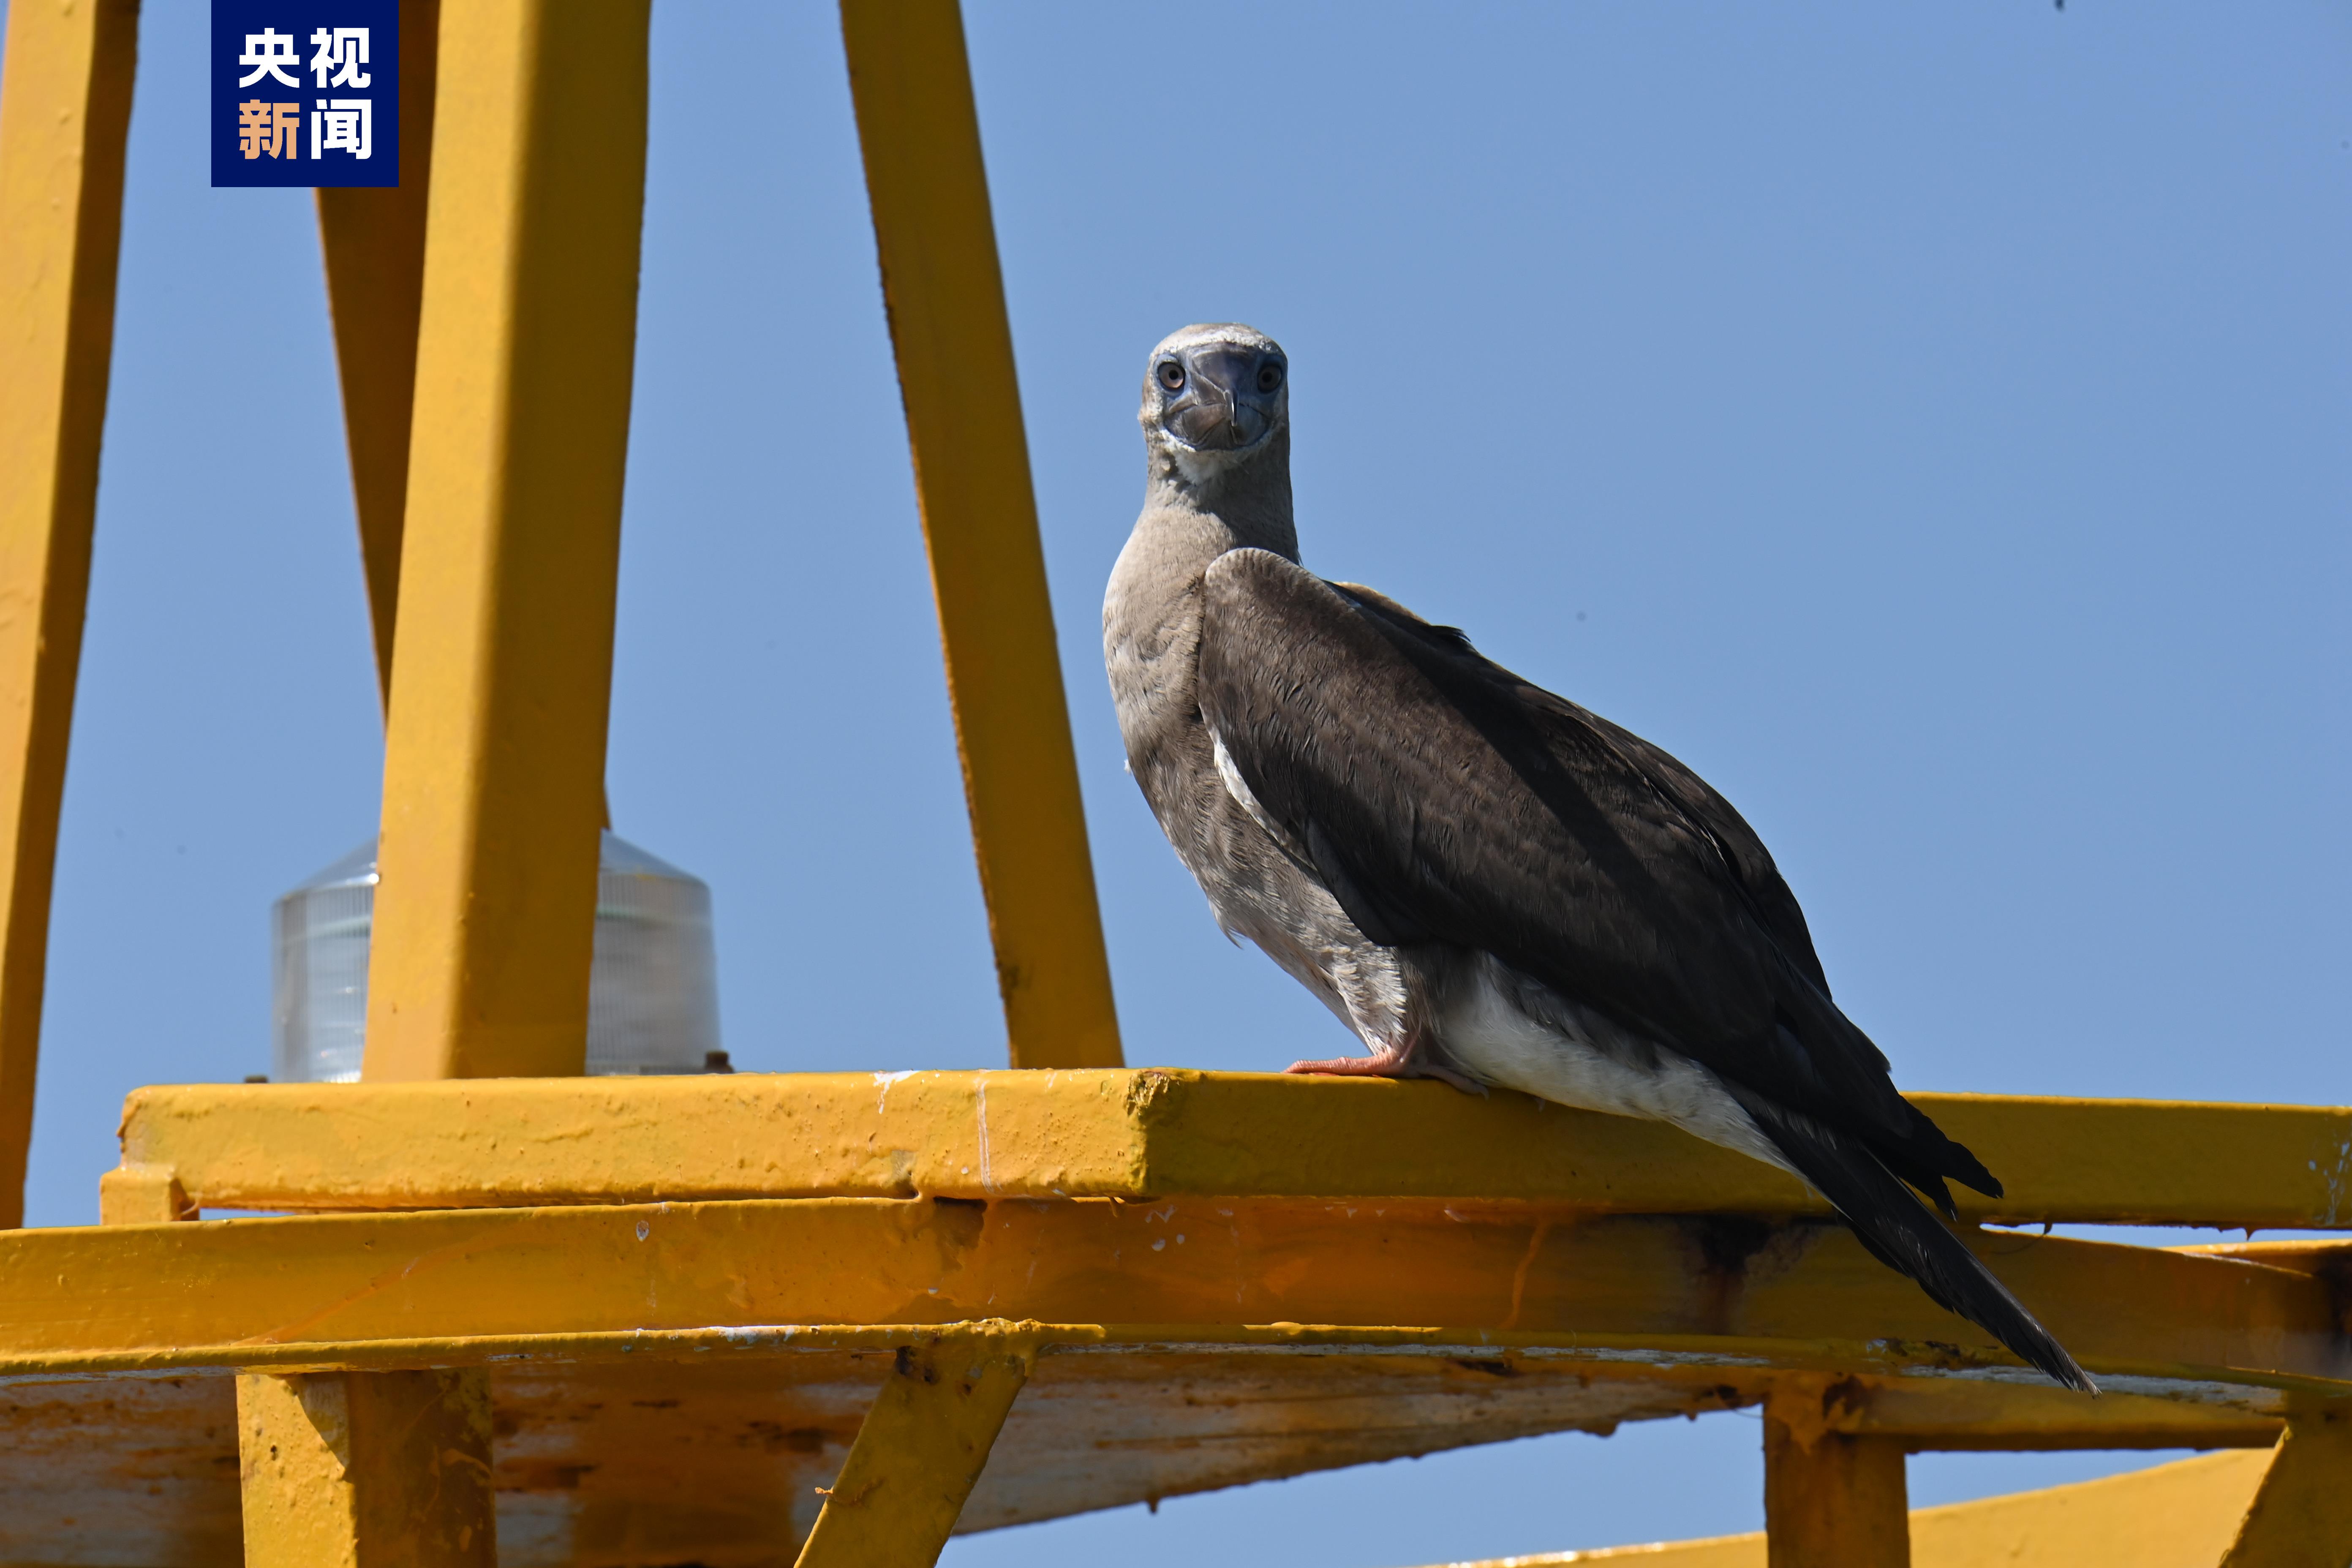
left=1285, top=1051, right=1413, bottom=1077
left=1285, top=1050, right=1485, bottom=1096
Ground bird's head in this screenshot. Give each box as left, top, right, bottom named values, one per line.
left=1140, top=324, right=1289, bottom=492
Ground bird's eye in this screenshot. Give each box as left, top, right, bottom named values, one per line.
left=1157, top=361, right=1186, bottom=392
left=1257, top=361, right=1285, bottom=393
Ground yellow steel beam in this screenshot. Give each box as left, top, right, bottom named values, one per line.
left=1818, top=1375, right=2279, bottom=1451
left=316, top=0, right=441, bottom=703
left=795, top=1326, right=1035, bottom=1568
left=2219, top=1409, right=2352, bottom=1568
left=0, top=1198, right=2343, bottom=1400
left=0, top=0, right=138, bottom=1227
left=1416, top=1448, right=2280, bottom=1567
left=114, top=1072, right=2352, bottom=1230
left=363, top=0, right=651, bottom=1081
left=1763, top=1379, right=1910, bottom=1567
left=238, top=1368, right=495, bottom=1566
left=2180, top=1236, right=2352, bottom=1285
left=838, top=0, right=1123, bottom=1071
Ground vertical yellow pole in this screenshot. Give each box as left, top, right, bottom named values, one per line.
left=237, top=1369, right=497, bottom=1566
left=362, top=0, right=650, bottom=1082
left=1764, top=1385, right=1911, bottom=1567
left=2219, top=1410, right=2352, bottom=1568
left=839, top=0, right=1123, bottom=1071
left=0, top=0, right=139, bottom=1228
left=794, top=1331, right=1034, bottom=1568
left=317, top=0, right=441, bottom=703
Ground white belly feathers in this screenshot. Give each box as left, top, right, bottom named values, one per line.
left=1434, top=952, right=1801, bottom=1180
left=1208, top=720, right=1797, bottom=1179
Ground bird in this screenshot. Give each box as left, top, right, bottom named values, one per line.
left=1102, top=321, right=2093, bottom=1393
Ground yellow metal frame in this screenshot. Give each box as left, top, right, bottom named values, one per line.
left=795, top=1326, right=1037, bottom=1568
left=107, top=1070, right=2352, bottom=1226
left=2221, top=1410, right=2352, bottom=1568
left=1763, top=1380, right=1910, bottom=1565
left=316, top=0, right=441, bottom=703
left=364, top=0, right=653, bottom=1082
left=0, top=2, right=2344, bottom=1564
left=0, top=0, right=138, bottom=1231
left=237, top=1368, right=495, bottom=1567
left=19, top=1147, right=2352, bottom=1560
left=21, top=1190, right=2344, bottom=1394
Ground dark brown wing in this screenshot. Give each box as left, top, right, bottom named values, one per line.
left=1332, top=580, right=1832, bottom=996
left=1200, top=549, right=1990, bottom=1194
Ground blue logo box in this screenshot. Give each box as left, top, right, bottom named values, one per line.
left=212, top=0, right=400, bottom=188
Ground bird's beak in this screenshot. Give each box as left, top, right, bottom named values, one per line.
left=1168, top=348, right=1273, bottom=451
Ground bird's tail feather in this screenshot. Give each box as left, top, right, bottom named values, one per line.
left=1733, top=1089, right=2097, bottom=1394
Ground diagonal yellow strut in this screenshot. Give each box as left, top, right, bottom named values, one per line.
left=795, top=1326, right=1037, bottom=1568
left=2219, top=1408, right=2352, bottom=1568
left=0, top=0, right=139, bottom=1228
left=315, top=0, right=442, bottom=707
left=840, top=0, right=1123, bottom=1070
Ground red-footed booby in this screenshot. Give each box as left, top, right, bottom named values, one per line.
left=1102, top=323, right=2093, bottom=1392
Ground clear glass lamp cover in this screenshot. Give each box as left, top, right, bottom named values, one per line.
left=270, top=831, right=722, bottom=1082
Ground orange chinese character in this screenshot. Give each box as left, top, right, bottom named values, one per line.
left=238, top=98, right=273, bottom=159
left=237, top=100, right=300, bottom=159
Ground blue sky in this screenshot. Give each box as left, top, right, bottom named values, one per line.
left=7, top=0, right=2347, bottom=1558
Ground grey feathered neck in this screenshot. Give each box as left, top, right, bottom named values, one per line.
left=1143, top=427, right=1300, bottom=564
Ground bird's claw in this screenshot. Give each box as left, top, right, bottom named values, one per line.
left=1284, top=1053, right=1410, bottom=1077
left=1284, top=1052, right=1487, bottom=1097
